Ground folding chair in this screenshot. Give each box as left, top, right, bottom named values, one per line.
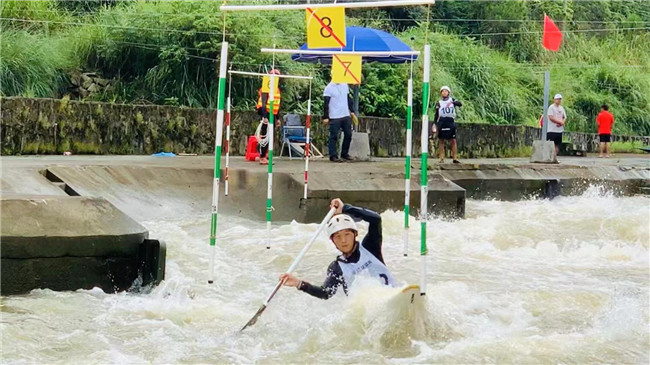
left=280, top=126, right=307, bottom=159
left=280, top=125, right=325, bottom=159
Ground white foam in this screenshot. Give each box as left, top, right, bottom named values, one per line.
left=2, top=190, right=648, bottom=363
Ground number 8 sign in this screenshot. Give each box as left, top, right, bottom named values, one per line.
left=305, top=7, right=346, bottom=49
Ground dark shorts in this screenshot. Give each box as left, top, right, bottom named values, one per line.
left=599, top=134, right=611, bottom=143
left=546, top=132, right=562, bottom=147
left=437, top=118, right=456, bottom=140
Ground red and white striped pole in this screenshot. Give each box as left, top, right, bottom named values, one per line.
left=303, top=79, right=312, bottom=200
left=224, top=96, right=231, bottom=196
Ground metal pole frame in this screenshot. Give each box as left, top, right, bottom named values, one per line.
left=221, top=0, right=435, bottom=12
left=403, top=58, right=414, bottom=257
left=228, top=70, right=313, bottom=80
left=225, top=71, right=232, bottom=196
left=419, top=45, right=431, bottom=295
left=304, top=78, right=313, bottom=200
left=265, top=74, right=277, bottom=250
left=261, top=49, right=420, bottom=57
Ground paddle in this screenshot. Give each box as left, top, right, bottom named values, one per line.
left=240, top=207, right=337, bottom=331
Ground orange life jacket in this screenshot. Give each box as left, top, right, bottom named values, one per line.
left=256, top=88, right=281, bottom=115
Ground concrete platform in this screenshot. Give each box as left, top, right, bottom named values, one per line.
left=435, top=157, right=649, bottom=199
left=2, top=197, right=147, bottom=258
left=2, top=155, right=647, bottom=223
left=31, top=158, right=464, bottom=222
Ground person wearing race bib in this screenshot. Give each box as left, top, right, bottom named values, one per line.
left=279, top=198, right=395, bottom=299
left=431, top=86, right=463, bottom=164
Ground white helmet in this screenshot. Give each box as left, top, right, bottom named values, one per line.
left=326, top=214, right=357, bottom=237
left=440, top=86, right=451, bottom=93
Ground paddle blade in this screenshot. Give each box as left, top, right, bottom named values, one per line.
left=240, top=304, right=267, bottom=332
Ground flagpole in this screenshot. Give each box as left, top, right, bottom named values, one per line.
left=541, top=14, right=562, bottom=144
left=542, top=71, right=550, bottom=142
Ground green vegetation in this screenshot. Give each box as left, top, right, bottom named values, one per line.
left=609, top=140, right=645, bottom=153
left=1, top=0, right=649, bottom=135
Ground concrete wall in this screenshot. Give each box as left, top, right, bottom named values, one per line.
left=40, top=163, right=464, bottom=223
left=436, top=163, right=649, bottom=200
left=2, top=97, right=648, bottom=157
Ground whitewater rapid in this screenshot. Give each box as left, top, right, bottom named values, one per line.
left=1, top=187, right=648, bottom=364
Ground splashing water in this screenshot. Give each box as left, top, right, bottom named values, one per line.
left=2, top=187, right=648, bottom=363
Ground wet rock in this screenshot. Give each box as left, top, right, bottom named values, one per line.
left=87, top=84, right=100, bottom=93
left=96, top=78, right=110, bottom=87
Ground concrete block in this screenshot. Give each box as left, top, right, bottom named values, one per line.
left=139, top=239, right=167, bottom=286
left=530, top=140, right=557, bottom=163
left=332, top=132, right=371, bottom=160
left=1, top=256, right=139, bottom=295
left=0, top=197, right=165, bottom=295
left=1, top=197, right=148, bottom=258
left=347, top=132, right=371, bottom=161
left=543, top=179, right=562, bottom=200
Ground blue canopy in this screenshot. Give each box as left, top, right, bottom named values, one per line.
left=291, top=26, right=417, bottom=64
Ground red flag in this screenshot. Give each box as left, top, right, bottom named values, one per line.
left=543, top=14, right=562, bottom=51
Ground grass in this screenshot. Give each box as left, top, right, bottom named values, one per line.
left=1, top=0, right=649, bottom=136
left=0, top=30, right=79, bottom=97
left=609, top=141, right=646, bottom=153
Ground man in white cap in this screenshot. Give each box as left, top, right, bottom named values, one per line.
left=547, top=94, right=567, bottom=155
left=279, top=198, right=395, bottom=299
left=431, top=85, right=463, bottom=163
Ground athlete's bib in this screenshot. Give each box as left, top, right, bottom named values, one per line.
left=339, top=245, right=396, bottom=288
left=437, top=98, right=456, bottom=119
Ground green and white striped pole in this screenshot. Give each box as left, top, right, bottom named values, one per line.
left=208, top=42, right=229, bottom=284
left=265, top=74, right=276, bottom=249
left=419, top=45, right=431, bottom=295
left=403, top=73, right=413, bottom=257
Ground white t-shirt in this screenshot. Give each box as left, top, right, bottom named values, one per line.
left=547, top=104, right=566, bottom=133
left=324, top=82, right=350, bottom=119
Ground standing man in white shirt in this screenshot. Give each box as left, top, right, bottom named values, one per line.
left=547, top=94, right=567, bottom=156
left=323, top=80, right=356, bottom=162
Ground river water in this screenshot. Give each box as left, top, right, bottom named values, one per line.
left=2, top=187, right=648, bottom=364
